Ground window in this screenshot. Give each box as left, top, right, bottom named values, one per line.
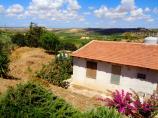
left=86, top=61, right=97, bottom=79
left=137, top=73, right=146, bottom=79
left=111, top=65, right=121, bottom=85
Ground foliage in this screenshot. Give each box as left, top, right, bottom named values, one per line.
left=39, top=32, right=60, bottom=53
left=0, top=32, right=14, bottom=52
left=36, top=57, right=72, bottom=88
left=12, top=33, right=26, bottom=46
left=83, top=107, right=124, bottom=118
left=59, top=42, right=77, bottom=51
left=0, top=40, right=10, bottom=76
left=98, top=90, right=133, bottom=116
left=98, top=90, right=158, bottom=118
left=25, top=22, right=45, bottom=47
left=0, top=82, right=80, bottom=118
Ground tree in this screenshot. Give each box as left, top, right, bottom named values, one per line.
left=0, top=40, right=9, bottom=76
left=25, top=22, right=45, bottom=47
left=39, top=32, right=60, bottom=53
left=12, top=33, right=26, bottom=46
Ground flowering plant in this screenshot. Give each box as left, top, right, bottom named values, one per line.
left=98, top=90, right=158, bottom=118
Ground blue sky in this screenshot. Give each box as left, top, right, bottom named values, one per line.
left=0, top=0, right=158, bottom=28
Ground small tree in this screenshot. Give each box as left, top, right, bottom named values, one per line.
left=39, top=32, right=60, bottom=53
left=12, top=33, right=26, bottom=46
left=25, top=22, right=45, bottom=47
left=0, top=41, right=9, bottom=76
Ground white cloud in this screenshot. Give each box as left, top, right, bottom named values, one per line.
left=25, top=0, right=82, bottom=21
left=0, top=5, right=5, bottom=13
left=6, top=4, right=24, bottom=16
left=94, top=0, right=153, bottom=22
left=153, top=8, right=158, bottom=14
left=1, top=0, right=83, bottom=21
left=94, top=6, right=127, bottom=20
left=144, top=7, right=151, bottom=12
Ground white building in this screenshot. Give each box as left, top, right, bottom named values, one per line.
left=71, top=40, right=158, bottom=94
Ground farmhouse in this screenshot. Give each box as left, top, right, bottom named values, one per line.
left=71, top=40, right=158, bottom=94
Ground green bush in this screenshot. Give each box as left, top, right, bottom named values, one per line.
left=39, top=32, right=60, bottom=53
left=0, top=82, right=124, bottom=118
left=0, top=41, right=9, bottom=76
left=36, top=58, right=72, bottom=88
left=59, top=42, right=77, bottom=51
left=25, top=22, right=45, bottom=47
left=83, top=107, right=123, bottom=118
left=0, top=82, right=80, bottom=118
left=12, top=33, right=26, bottom=46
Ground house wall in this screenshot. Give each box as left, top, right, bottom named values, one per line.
left=72, top=57, right=158, bottom=94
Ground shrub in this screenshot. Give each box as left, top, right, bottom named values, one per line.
left=0, top=41, right=9, bottom=76
left=98, top=90, right=158, bottom=118
left=0, top=82, right=80, bottom=118
left=59, top=42, right=77, bottom=51
left=25, top=22, right=45, bottom=47
left=36, top=57, right=72, bottom=88
left=11, top=33, right=26, bottom=46
left=39, top=32, right=60, bottom=53
left=98, top=90, right=133, bottom=116
left=83, top=107, right=123, bottom=118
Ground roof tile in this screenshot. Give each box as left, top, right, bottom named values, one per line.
left=72, top=40, right=158, bottom=70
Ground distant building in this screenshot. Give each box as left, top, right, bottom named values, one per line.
left=71, top=40, right=158, bottom=94
left=80, top=36, right=90, bottom=40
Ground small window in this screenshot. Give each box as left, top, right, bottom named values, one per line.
left=86, top=61, right=97, bottom=79
left=137, top=73, right=146, bottom=79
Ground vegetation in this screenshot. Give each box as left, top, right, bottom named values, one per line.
left=0, top=82, right=124, bottom=118
left=98, top=90, right=158, bottom=118
left=83, top=107, right=123, bottom=118
left=0, top=82, right=80, bottom=118
left=25, top=22, right=46, bottom=47
left=0, top=42, right=9, bottom=76
left=36, top=57, right=72, bottom=88
left=12, top=33, right=26, bottom=46
left=39, top=32, right=60, bottom=53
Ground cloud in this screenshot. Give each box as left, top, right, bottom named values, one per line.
left=6, top=4, right=24, bottom=16
left=25, top=0, right=83, bottom=21
left=144, top=7, right=151, bottom=12
left=153, top=8, right=158, bottom=14
left=0, top=5, right=5, bottom=13
left=0, top=0, right=83, bottom=21
left=94, top=0, right=153, bottom=22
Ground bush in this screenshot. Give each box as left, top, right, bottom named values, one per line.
left=36, top=58, right=72, bottom=88
left=25, top=22, right=45, bottom=47
left=12, top=33, right=26, bottom=46
left=0, top=41, right=9, bottom=76
left=0, top=82, right=80, bottom=118
left=39, top=32, right=60, bottom=53
left=83, top=107, right=123, bottom=118
left=98, top=90, right=158, bottom=118
left=59, top=42, right=77, bottom=51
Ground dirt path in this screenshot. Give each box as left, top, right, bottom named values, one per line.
left=0, top=47, right=101, bottom=111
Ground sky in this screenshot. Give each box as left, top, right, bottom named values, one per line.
left=0, top=0, right=158, bottom=28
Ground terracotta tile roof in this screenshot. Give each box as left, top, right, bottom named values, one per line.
left=72, top=40, right=158, bottom=70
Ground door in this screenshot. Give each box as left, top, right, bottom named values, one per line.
left=111, top=65, right=121, bottom=85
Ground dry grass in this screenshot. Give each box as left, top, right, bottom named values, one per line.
left=9, top=47, right=53, bottom=80
left=0, top=47, right=53, bottom=94
left=0, top=47, right=102, bottom=111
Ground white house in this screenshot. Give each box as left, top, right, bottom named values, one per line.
left=71, top=40, right=158, bottom=94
